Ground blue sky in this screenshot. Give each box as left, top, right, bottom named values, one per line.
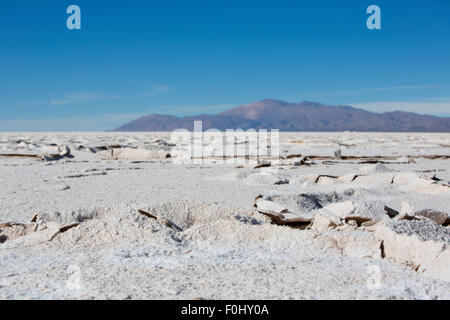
left=0, top=0, right=449, bottom=131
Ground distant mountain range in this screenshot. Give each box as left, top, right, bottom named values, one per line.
left=113, top=99, right=450, bottom=132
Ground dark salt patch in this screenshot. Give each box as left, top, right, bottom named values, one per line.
left=388, top=219, right=450, bottom=243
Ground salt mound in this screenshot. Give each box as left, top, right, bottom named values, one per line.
left=352, top=200, right=390, bottom=222
left=103, top=148, right=170, bottom=160
left=2, top=205, right=180, bottom=249
left=244, top=173, right=284, bottom=185
left=359, top=163, right=394, bottom=173
left=4, top=201, right=264, bottom=249
left=181, top=211, right=381, bottom=259
left=259, top=190, right=355, bottom=218
left=138, top=200, right=261, bottom=230
left=374, top=219, right=450, bottom=281
left=52, top=208, right=180, bottom=248
left=211, top=170, right=248, bottom=181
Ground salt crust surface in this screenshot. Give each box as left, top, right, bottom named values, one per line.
left=1, top=132, right=449, bottom=299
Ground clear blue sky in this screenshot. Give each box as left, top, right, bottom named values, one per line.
left=1, top=0, right=449, bottom=131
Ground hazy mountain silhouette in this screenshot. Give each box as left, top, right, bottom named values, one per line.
left=114, top=99, right=450, bottom=132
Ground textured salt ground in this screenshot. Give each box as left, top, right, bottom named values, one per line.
left=2, top=244, right=448, bottom=300
left=1, top=160, right=449, bottom=224
left=1, top=203, right=449, bottom=300
left=1, top=132, right=450, bottom=299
